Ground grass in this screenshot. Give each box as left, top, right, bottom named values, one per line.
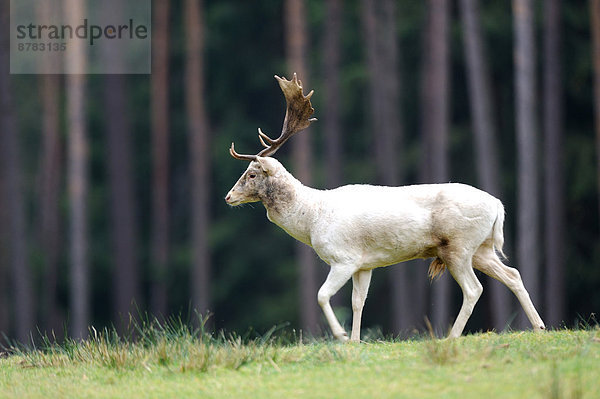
left=0, top=320, right=599, bottom=399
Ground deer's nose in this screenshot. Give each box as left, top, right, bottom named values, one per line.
left=225, top=194, right=231, bottom=203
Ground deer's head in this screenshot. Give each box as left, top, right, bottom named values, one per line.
left=225, top=74, right=316, bottom=206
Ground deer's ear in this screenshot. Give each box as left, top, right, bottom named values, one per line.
left=255, top=157, right=278, bottom=176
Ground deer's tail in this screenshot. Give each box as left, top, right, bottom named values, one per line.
left=492, top=199, right=507, bottom=259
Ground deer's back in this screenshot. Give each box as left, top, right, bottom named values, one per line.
left=311, top=183, right=499, bottom=268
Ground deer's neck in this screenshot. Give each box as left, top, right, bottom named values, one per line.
left=261, top=175, right=321, bottom=247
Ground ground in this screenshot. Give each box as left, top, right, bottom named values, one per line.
left=0, top=329, right=598, bottom=398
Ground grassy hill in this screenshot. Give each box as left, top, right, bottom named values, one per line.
left=1, top=327, right=598, bottom=398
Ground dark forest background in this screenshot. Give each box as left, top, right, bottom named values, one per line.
left=1, top=0, right=600, bottom=343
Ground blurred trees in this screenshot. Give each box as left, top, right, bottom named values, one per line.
left=1, top=0, right=599, bottom=342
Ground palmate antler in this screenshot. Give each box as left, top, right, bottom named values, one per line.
left=230, top=73, right=317, bottom=161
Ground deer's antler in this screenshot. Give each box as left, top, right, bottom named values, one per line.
left=230, top=73, right=317, bottom=161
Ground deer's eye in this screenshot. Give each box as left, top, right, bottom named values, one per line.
left=248, top=173, right=257, bottom=179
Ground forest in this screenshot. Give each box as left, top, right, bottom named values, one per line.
left=0, top=0, right=599, bottom=344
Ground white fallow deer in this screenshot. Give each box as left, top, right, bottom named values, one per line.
left=225, top=74, right=545, bottom=342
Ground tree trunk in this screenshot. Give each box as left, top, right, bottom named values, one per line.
left=421, top=0, right=451, bottom=335
left=361, top=0, right=413, bottom=334
left=513, top=0, right=540, bottom=328
left=362, top=0, right=401, bottom=186
left=101, top=0, right=141, bottom=330
left=36, top=0, right=63, bottom=336
left=591, top=0, right=600, bottom=245
left=65, top=17, right=90, bottom=338
left=544, top=0, right=565, bottom=328
left=184, top=0, right=211, bottom=319
left=105, top=74, right=140, bottom=329
left=459, top=0, right=511, bottom=331
left=64, top=0, right=90, bottom=339
left=0, top=0, right=35, bottom=343
left=284, top=0, right=320, bottom=335
left=0, top=181, right=8, bottom=336
left=39, top=74, right=62, bottom=334
left=150, top=0, right=171, bottom=318
left=323, top=0, right=343, bottom=190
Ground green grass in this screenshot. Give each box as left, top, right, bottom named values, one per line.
left=1, top=324, right=599, bottom=398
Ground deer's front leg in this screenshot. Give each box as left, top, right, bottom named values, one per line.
left=318, top=265, right=356, bottom=342
left=350, top=269, right=372, bottom=342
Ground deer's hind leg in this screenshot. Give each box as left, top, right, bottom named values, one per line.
left=447, top=263, right=483, bottom=338
left=439, top=245, right=483, bottom=339
left=472, top=243, right=545, bottom=331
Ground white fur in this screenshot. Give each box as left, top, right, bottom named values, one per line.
left=226, top=157, right=545, bottom=342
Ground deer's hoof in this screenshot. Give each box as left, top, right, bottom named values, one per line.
left=335, top=331, right=349, bottom=342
